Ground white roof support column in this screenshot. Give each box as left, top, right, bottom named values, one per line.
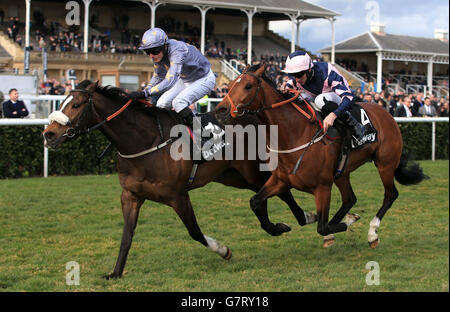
left=296, top=19, right=305, bottom=49
left=285, top=12, right=300, bottom=53
left=142, top=1, right=162, bottom=29
left=376, top=51, right=383, bottom=93
left=427, top=57, right=434, bottom=96
left=241, top=7, right=257, bottom=65
left=83, top=0, right=93, bottom=54
left=327, top=17, right=336, bottom=64
left=25, top=0, right=31, bottom=48
left=194, top=5, right=212, bottom=55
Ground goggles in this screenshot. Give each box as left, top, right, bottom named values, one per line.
left=143, top=45, right=164, bottom=55
left=291, top=70, right=308, bottom=78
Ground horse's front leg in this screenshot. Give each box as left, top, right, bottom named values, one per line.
left=104, top=189, right=144, bottom=280
left=250, top=175, right=291, bottom=235
left=314, top=185, right=353, bottom=248
left=171, top=193, right=232, bottom=260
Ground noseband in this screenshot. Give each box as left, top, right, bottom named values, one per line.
left=225, top=72, right=265, bottom=117
left=224, top=71, right=304, bottom=118
left=51, top=89, right=134, bottom=139
left=61, top=89, right=96, bottom=138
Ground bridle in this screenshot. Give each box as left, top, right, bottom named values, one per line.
left=56, top=89, right=133, bottom=139
left=224, top=71, right=307, bottom=118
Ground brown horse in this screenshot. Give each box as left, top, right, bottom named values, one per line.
left=42, top=80, right=316, bottom=279
left=215, top=64, right=427, bottom=248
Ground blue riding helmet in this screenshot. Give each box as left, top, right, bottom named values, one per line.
left=138, top=27, right=168, bottom=50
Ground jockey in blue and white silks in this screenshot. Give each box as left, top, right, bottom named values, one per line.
left=125, top=27, right=216, bottom=129
left=282, top=51, right=365, bottom=140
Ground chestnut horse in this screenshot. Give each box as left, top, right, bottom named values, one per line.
left=43, top=80, right=316, bottom=279
left=215, top=64, right=427, bottom=248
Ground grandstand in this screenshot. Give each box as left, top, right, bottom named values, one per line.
left=319, top=23, right=449, bottom=96
left=0, top=0, right=338, bottom=92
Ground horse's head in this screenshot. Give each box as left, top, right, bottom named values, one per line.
left=43, top=80, right=99, bottom=148
left=215, top=63, right=267, bottom=125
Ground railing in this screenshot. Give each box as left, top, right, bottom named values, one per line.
left=220, top=59, right=241, bottom=81
left=0, top=96, right=225, bottom=178
left=394, top=117, right=449, bottom=161
left=405, top=84, right=449, bottom=97
left=386, top=83, right=405, bottom=95
left=1, top=96, right=447, bottom=178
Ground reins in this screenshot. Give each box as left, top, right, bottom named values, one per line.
left=62, top=89, right=149, bottom=138
left=224, top=70, right=327, bottom=161
left=225, top=72, right=316, bottom=123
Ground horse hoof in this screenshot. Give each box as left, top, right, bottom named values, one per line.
left=267, top=223, right=291, bottom=236
left=369, top=238, right=379, bottom=249
left=222, top=247, right=232, bottom=260
left=344, top=213, right=361, bottom=227
left=103, top=273, right=121, bottom=280
left=276, top=223, right=291, bottom=234
left=323, top=235, right=335, bottom=248
left=305, top=212, right=318, bottom=225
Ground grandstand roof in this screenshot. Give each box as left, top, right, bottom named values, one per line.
left=135, top=0, right=339, bottom=19
left=318, top=32, right=449, bottom=56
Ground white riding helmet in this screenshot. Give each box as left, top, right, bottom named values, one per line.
left=282, top=51, right=314, bottom=74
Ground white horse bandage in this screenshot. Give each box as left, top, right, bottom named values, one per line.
left=48, top=111, right=70, bottom=126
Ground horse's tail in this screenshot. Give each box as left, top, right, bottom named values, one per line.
left=394, top=152, right=429, bottom=185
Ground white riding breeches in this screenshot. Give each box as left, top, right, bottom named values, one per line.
left=301, top=92, right=342, bottom=112
left=156, top=68, right=216, bottom=113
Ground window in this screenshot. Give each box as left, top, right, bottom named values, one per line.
left=120, top=75, right=139, bottom=92
left=101, top=75, right=116, bottom=87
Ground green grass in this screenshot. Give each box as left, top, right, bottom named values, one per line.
left=0, top=161, right=448, bottom=292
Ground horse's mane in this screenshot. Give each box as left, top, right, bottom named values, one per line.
left=77, top=80, right=180, bottom=120
left=246, top=63, right=292, bottom=101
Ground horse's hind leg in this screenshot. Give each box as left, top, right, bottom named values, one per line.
left=368, top=165, right=399, bottom=248
left=105, top=189, right=144, bottom=279
left=324, top=176, right=361, bottom=246
left=171, top=193, right=232, bottom=260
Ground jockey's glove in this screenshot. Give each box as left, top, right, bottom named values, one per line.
left=125, top=91, right=146, bottom=101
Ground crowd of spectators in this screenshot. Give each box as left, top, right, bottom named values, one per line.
left=1, top=12, right=448, bottom=118
left=1, top=73, right=448, bottom=119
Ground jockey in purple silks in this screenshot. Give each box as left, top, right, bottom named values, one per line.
left=282, top=51, right=365, bottom=140
left=125, top=27, right=216, bottom=130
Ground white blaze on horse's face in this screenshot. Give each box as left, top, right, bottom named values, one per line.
left=47, top=95, right=73, bottom=126
left=60, top=95, right=74, bottom=111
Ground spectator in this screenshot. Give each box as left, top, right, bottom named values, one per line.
left=2, top=89, right=29, bottom=118
left=394, top=96, right=415, bottom=117
left=439, top=101, right=449, bottom=117
left=363, top=93, right=373, bottom=103
left=418, top=97, right=437, bottom=117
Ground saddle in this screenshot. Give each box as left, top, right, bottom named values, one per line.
left=315, top=104, right=378, bottom=178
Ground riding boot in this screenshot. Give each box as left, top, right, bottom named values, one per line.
left=178, top=106, right=196, bottom=129
left=338, top=111, right=366, bottom=141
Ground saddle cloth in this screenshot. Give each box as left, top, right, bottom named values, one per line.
left=320, top=104, right=378, bottom=150
left=186, top=112, right=228, bottom=163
